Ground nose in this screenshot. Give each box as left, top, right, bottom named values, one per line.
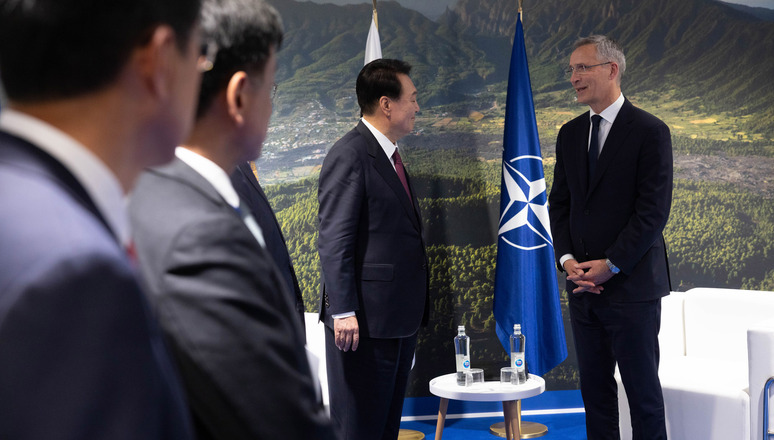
left=570, top=70, right=581, bottom=83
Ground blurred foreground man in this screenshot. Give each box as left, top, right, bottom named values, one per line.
left=318, top=59, right=429, bottom=440
left=549, top=35, right=673, bottom=440
left=0, top=0, right=203, bottom=438
left=129, top=1, right=336, bottom=438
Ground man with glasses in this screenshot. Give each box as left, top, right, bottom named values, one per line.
left=128, top=1, right=336, bottom=438
left=0, top=0, right=202, bottom=438
left=549, top=35, right=673, bottom=440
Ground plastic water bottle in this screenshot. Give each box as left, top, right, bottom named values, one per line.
left=454, top=325, right=470, bottom=385
left=510, top=324, right=527, bottom=385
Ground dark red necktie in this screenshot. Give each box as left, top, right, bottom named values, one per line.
left=125, top=240, right=138, bottom=267
left=392, top=149, right=412, bottom=202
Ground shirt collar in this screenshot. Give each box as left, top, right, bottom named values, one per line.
left=175, top=147, right=240, bottom=208
left=0, top=109, right=130, bottom=246
left=590, top=92, right=625, bottom=125
left=361, top=117, right=398, bottom=163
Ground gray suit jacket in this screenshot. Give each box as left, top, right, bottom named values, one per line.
left=129, top=158, right=335, bottom=440
left=0, top=132, right=193, bottom=439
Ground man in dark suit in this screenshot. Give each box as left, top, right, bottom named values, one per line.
left=318, top=58, right=429, bottom=440
left=129, top=1, right=336, bottom=438
left=0, top=0, right=202, bottom=438
left=548, top=35, right=673, bottom=440
left=231, top=161, right=306, bottom=322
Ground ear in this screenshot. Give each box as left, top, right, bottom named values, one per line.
left=133, top=25, right=178, bottom=100
left=226, top=71, right=250, bottom=126
left=609, top=62, right=620, bottom=81
left=379, top=95, right=391, bottom=118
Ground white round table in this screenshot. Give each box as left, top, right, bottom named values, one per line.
left=428, top=373, right=546, bottom=440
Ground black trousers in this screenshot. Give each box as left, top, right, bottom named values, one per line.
left=570, top=295, right=666, bottom=440
left=324, top=326, right=417, bottom=440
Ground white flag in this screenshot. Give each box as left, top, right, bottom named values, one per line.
left=364, top=13, right=382, bottom=65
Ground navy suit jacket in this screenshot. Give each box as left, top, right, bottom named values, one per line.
left=230, top=161, right=305, bottom=322
left=129, top=158, right=335, bottom=440
left=548, top=99, right=673, bottom=301
left=0, top=132, right=193, bottom=439
left=318, top=121, right=429, bottom=338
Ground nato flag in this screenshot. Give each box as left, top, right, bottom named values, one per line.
left=493, top=13, right=567, bottom=376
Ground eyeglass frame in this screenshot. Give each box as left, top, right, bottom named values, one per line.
left=198, top=41, right=218, bottom=72
left=564, top=61, right=612, bottom=77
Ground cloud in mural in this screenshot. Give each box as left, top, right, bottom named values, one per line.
left=498, top=155, right=553, bottom=251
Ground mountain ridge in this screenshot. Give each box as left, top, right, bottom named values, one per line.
left=266, top=0, right=774, bottom=136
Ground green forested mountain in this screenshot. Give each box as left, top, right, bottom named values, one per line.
left=267, top=0, right=774, bottom=135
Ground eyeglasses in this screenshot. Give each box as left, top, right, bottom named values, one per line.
left=564, top=62, right=611, bottom=77
left=198, top=41, right=218, bottom=72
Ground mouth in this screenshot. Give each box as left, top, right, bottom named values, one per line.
left=575, top=86, right=587, bottom=93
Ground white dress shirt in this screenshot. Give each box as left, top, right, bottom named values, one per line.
left=361, top=117, right=401, bottom=170
left=0, top=109, right=130, bottom=247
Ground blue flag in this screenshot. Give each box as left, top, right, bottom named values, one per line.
left=492, top=14, right=567, bottom=376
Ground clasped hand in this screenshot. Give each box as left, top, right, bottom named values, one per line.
left=564, top=258, right=615, bottom=294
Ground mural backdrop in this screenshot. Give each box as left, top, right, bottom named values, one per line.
left=260, top=0, right=774, bottom=397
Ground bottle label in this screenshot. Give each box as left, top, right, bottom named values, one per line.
left=512, top=352, right=525, bottom=372
left=456, top=355, right=470, bottom=371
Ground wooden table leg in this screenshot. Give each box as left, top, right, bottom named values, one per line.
left=435, top=397, right=449, bottom=440
left=503, top=401, right=513, bottom=439
left=502, top=400, right=521, bottom=440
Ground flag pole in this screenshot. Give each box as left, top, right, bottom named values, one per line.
left=372, top=0, right=378, bottom=30
left=364, top=0, right=382, bottom=64
left=490, top=0, right=563, bottom=437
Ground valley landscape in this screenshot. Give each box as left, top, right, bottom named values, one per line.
left=259, top=0, right=774, bottom=395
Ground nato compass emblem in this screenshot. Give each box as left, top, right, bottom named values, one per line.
left=498, top=155, right=553, bottom=251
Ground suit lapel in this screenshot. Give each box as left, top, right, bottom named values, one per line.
left=240, top=161, right=271, bottom=207
left=238, top=161, right=290, bottom=246
left=0, top=131, right=116, bottom=239
left=587, top=99, right=635, bottom=195
left=356, top=122, right=420, bottom=231
left=154, top=157, right=236, bottom=215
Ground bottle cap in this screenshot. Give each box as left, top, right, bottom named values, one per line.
left=514, top=324, right=521, bottom=332
left=458, top=325, right=465, bottom=332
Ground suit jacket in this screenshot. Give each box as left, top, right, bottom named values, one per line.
left=230, top=161, right=305, bottom=322
left=0, top=132, right=193, bottom=439
left=129, top=158, right=335, bottom=440
left=318, top=121, right=429, bottom=338
left=548, top=99, right=673, bottom=301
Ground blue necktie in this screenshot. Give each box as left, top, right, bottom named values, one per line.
left=588, top=114, right=602, bottom=179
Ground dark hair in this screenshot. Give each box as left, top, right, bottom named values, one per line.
left=356, top=58, right=412, bottom=117
left=0, top=0, right=202, bottom=102
left=195, top=0, right=283, bottom=118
